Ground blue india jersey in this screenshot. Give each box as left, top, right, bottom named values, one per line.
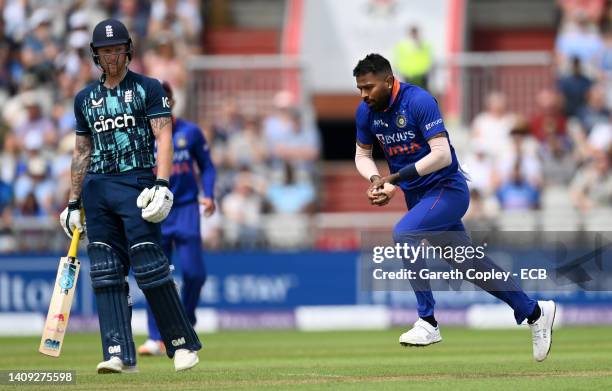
left=169, top=118, right=216, bottom=206
left=74, top=70, right=171, bottom=174
left=355, top=81, right=459, bottom=192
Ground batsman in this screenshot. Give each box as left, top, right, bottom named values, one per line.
left=59, top=19, right=201, bottom=373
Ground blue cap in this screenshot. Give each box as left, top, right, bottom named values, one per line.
left=90, top=18, right=131, bottom=49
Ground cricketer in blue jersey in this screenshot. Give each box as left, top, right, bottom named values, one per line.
left=59, top=19, right=201, bottom=373
left=138, top=81, right=216, bottom=356
left=353, top=54, right=556, bottom=362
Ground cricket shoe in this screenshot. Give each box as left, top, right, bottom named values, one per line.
left=174, top=349, right=199, bottom=372
left=137, top=339, right=166, bottom=356
left=96, top=356, right=139, bottom=374
left=529, top=300, right=556, bottom=362
left=399, top=318, right=442, bottom=346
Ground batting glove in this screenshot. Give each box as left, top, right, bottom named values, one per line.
left=137, top=179, right=174, bottom=223
left=59, top=199, right=85, bottom=238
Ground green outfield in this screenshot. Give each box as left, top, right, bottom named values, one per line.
left=1, top=327, right=611, bottom=390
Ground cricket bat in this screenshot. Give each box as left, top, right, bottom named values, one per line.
left=39, top=228, right=81, bottom=357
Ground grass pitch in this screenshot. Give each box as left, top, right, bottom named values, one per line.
left=1, top=327, right=611, bottom=390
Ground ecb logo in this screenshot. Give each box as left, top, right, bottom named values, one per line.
left=59, top=263, right=77, bottom=292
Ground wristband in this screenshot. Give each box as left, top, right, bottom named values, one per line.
left=155, top=178, right=169, bottom=188
left=68, top=199, right=81, bottom=210
left=397, top=164, right=419, bottom=182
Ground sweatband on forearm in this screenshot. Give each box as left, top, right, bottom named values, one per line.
left=398, top=164, right=419, bottom=182
left=355, top=143, right=380, bottom=181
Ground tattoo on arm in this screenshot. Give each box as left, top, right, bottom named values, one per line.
left=150, top=116, right=172, bottom=137
left=70, top=135, right=92, bottom=200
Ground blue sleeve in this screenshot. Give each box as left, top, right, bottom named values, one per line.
left=191, top=127, right=216, bottom=199
left=145, top=78, right=172, bottom=119
left=74, top=92, right=90, bottom=135
left=355, top=103, right=373, bottom=145
left=413, top=91, right=446, bottom=140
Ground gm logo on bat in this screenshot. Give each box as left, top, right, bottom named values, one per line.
left=44, top=339, right=61, bottom=350
left=59, top=263, right=77, bottom=293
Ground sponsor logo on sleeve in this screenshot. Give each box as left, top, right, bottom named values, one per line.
left=425, top=118, right=444, bottom=131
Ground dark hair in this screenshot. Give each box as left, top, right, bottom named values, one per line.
left=353, top=53, right=392, bottom=77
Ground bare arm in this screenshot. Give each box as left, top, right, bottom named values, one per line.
left=150, top=116, right=173, bottom=181
left=69, top=134, right=92, bottom=200
left=372, top=133, right=452, bottom=187
left=414, top=133, right=452, bottom=175
left=355, top=141, right=381, bottom=182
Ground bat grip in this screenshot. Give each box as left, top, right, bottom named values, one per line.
left=67, top=209, right=84, bottom=258
left=67, top=229, right=80, bottom=258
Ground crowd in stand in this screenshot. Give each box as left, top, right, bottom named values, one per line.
left=204, top=91, right=320, bottom=248
left=0, top=1, right=320, bottom=251
left=464, top=1, right=612, bottom=228
left=0, top=1, right=204, bottom=251
left=1, top=1, right=610, bottom=251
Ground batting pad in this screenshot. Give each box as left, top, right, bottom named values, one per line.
left=129, top=242, right=202, bottom=357
left=88, top=242, right=136, bottom=366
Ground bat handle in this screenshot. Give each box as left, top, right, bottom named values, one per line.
left=67, top=229, right=80, bottom=258
left=67, top=209, right=84, bottom=258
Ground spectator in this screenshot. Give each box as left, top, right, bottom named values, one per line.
left=494, top=123, right=542, bottom=190
left=149, top=0, right=202, bottom=50
left=221, top=170, right=265, bottom=248
left=555, top=10, right=604, bottom=76
left=496, top=161, right=541, bottom=210
left=528, top=89, right=567, bottom=143
left=21, top=8, right=60, bottom=83
left=471, top=91, right=516, bottom=157
left=570, top=149, right=612, bottom=211
left=540, top=133, right=577, bottom=186
left=596, top=28, right=612, bottom=108
left=226, top=115, right=268, bottom=175
left=266, top=162, right=316, bottom=214
left=463, top=144, right=495, bottom=196
left=575, top=83, right=610, bottom=134
left=13, top=155, right=55, bottom=216
left=113, top=0, right=150, bottom=42
left=557, top=56, right=593, bottom=117
left=12, top=93, right=57, bottom=153
left=267, top=108, right=319, bottom=183
left=587, top=113, right=612, bottom=153
left=393, top=25, right=433, bottom=89
left=143, top=34, right=187, bottom=115
left=0, top=132, right=21, bottom=190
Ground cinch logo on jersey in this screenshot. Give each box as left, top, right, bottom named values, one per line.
left=93, top=114, right=136, bottom=133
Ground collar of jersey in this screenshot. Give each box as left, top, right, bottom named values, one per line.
left=100, top=69, right=130, bottom=90
left=383, top=78, right=401, bottom=112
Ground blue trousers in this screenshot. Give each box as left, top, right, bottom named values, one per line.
left=146, top=202, right=207, bottom=340
left=392, top=173, right=537, bottom=324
